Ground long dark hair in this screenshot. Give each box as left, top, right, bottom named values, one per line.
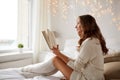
left=78, top=14, right=108, bottom=55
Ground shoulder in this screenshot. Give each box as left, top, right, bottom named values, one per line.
left=81, top=37, right=100, bottom=48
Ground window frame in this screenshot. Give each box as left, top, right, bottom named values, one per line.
left=0, top=0, right=33, bottom=53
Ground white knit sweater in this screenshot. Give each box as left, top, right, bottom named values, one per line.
left=67, top=38, right=104, bottom=80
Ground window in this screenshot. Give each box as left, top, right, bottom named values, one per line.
left=0, top=0, right=32, bottom=53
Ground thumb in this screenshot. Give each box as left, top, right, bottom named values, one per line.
left=57, top=44, right=59, bottom=49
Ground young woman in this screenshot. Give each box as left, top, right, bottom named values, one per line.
left=51, top=14, right=108, bottom=80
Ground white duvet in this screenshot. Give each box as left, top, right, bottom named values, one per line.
left=0, top=68, right=24, bottom=80
left=0, top=68, right=61, bottom=80
left=0, top=58, right=62, bottom=80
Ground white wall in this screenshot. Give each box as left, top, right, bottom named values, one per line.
left=50, top=0, right=120, bottom=51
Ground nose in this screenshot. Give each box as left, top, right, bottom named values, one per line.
left=75, top=26, right=77, bottom=28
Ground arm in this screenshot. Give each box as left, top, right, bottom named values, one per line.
left=51, top=45, right=70, bottom=63
left=51, top=44, right=87, bottom=72
left=51, top=42, right=97, bottom=72
left=67, top=41, right=97, bottom=72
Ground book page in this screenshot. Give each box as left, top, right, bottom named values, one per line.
left=42, top=30, right=51, bottom=49
left=51, top=31, right=57, bottom=47
left=42, top=29, right=57, bottom=49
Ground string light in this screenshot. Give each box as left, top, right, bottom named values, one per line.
left=49, top=0, right=58, bottom=16
left=48, top=0, right=120, bottom=30
left=61, top=0, right=69, bottom=19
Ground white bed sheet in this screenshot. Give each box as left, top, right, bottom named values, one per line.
left=0, top=68, right=61, bottom=80
left=0, top=68, right=24, bottom=80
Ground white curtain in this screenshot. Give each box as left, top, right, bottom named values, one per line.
left=32, top=0, right=51, bottom=63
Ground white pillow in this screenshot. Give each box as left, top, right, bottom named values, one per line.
left=63, top=39, right=78, bottom=59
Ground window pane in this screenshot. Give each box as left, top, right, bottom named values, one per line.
left=0, top=0, right=18, bottom=50
left=0, top=0, right=32, bottom=52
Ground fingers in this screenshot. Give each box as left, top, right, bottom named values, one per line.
left=51, top=46, right=56, bottom=50
left=53, top=44, right=59, bottom=49
left=51, top=45, right=59, bottom=51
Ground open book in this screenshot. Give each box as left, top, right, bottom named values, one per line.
left=42, top=29, right=57, bottom=49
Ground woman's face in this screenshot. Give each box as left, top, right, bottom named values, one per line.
left=75, top=18, right=83, bottom=38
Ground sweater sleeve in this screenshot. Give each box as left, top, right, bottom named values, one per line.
left=67, top=41, right=97, bottom=72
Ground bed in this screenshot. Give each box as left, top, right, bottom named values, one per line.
left=0, top=39, right=78, bottom=80
left=0, top=51, right=66, bottom=80
left=0, top=64, right=63, bottom=80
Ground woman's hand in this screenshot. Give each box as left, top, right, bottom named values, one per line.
left=51, top=45, right=60, bottom=55
left=51, top=45, right=69, bottom=63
